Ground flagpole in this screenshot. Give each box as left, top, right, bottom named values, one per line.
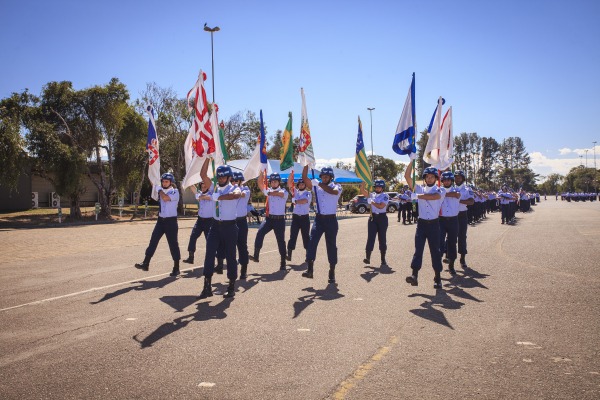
left=203, top=24, right=220, bottom=103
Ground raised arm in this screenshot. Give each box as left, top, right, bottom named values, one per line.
left=200, top=158, right=212, bottom=189
left=258, top=170, right=266, bottom=191
left=302, top=165, right=313, bottom=190
left=359, top=181, right=368, bottom=197
left=405, top=161, right=414, bottom=189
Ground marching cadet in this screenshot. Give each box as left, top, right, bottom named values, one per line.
left=498, top=185, right=512, bottom=224
left=360, top=180, right=390, bottom=266
left=439, top=171, right=461, bottom=275
left=286, top=177, right=312, bottom=262
left=453, top=171, right=474, bottom=269
left=398, top=185, right=413, bottom=224
left=302, top=165, right=342, bottom=283
left=135, top=172, right=181, bottom=277
left=198, top=159, right=242, bottom=299
left=404, top=162, right=446, bottom=289
left=249, top=172, right=289, bottom=271
left=182, top=160, right=214, bottom=266
left=232, top=171, right=251, bottom=280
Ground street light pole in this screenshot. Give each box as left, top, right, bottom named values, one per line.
left=203, top=23, right=220, bottom=103
left=585, top=149, right=589, bottom=169
left=367, top=107, right=375, bottom=179
left=579, top=155, right=583, bottom=167
left=593, top=141, right=597, bottom=170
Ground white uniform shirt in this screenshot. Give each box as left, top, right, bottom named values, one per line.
left=213, top=183, right=241, bottom=221
left=292, top=189, right=312, bottom=216
left=311, top=179, right=342, bottom=215
left=415, top=184, right=445, bottom=220
left=368, top=191, right=389, bottom=215
left=440, top=186, right=460, bottom=217
left=262, top=187, right=289, bottom=216
left=155, top=186, right=179, bottom=218
left=457, top=184, right=474, bottom=212
left=195, top=183, right=214, bottom=218
left=235, top=185, right=251, bottom=218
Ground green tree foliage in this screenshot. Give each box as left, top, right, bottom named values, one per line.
left=536, top=173, right=564, bottom=195
left=367, top=155, right=404, bottom=185
left=335, top=161, right=353, bottom=171
left=0, top=92, right=30, bottom=192
left=222, top=110, right=263, bottom=160
left=267, top=129, right=283, bottom=160
left=561, top=167, right=599, bottom=193
left=341, top=185, right=359, bottom=202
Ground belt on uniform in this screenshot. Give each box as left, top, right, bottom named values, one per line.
left=371, top=213, right=387, bottom=217
left=236, top=217, right=247, bottom=221
left=158, top=216, right=177, bottom=220
left=213, top=219, right=236, bottom=225
left=316, top=213, right=336, bottom=218
left=267, top=215, right=285, bottom=220
left=198, top=216, right=213, bottom=221
left=293, top=214, right=310, bottom=218
left=458, top=211, right=468, bottom=216
left=440, top=215, right=458, bottom=219
left=418, top=218, right=439, bottom=224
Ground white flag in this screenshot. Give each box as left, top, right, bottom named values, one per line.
left=438, top=106, right=454, bottom=170
left=423, top=96, right=444, bottom=168
left=297, top=88, right=316, bottom=168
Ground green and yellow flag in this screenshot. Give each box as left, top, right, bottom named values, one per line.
left=280, top=111, right=294, bottom=171
left=355, top=116, right=373, bottom=187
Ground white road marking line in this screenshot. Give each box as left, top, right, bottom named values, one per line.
left=297, top=328, right=311, bottom=332
left=354, top=298, right=364, bottom=301
left=198, top=382, right=215, bottom=387
left=516, top=342, right=536, bottom=346
left=551, top=357, right=572, bottom=362
left=523, top=359, right=533, bottom=363
left=126, top=318, right=137, bottom=321
left=523, top=305, right=535, bottom=308
left=0, top=267, right=202, bottom=313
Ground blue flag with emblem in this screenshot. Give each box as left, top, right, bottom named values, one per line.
left=392, top=73, right=416, bottom=158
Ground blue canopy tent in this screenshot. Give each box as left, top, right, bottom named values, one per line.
left=226, top=160, right=362, bottom=183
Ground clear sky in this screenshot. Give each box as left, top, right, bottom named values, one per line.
left=2, top=0, right=600, bottom=178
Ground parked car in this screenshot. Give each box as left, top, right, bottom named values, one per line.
left=348, top=195, right=398, bottom=214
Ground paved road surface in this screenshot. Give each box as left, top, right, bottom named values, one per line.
left=1, top=200, right=599, bottom=399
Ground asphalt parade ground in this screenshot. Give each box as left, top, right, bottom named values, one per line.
left=1, top=200, right=599, bottom=399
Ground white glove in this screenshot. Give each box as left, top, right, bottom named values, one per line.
left=411, top=193, right=419, bottom=201
left=211, top=192, right=221, bottom=202
left=409, top=152, right=418, bottom=161
left=154, top=185, right=163, bottom=193
left=367, top=197, right=373, bottom=204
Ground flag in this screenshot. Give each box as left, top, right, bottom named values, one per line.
left=182, top=69, right=216, bottom=188
left=280, top=111, right=294, bottom=171
left=209, top=104, right=227, bottom=171
left=146, top=104, right=161, bottom=200
left=218, top=120, right=229, bottom=163
left=297, top=88, right=316, bottom=168
left=423, top=96, right=445, bottom=167
left=438, top=106, right=454, bottom=170
left=355, top=116, right=373, bottom=187
left=243, top=109, right=269, bottom=181
left=392, top=73, right=417, bottom=159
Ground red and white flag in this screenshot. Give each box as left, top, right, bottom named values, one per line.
left=182, top=69, right=216, bottom=188
left=438, top=106, right=454, bottom=170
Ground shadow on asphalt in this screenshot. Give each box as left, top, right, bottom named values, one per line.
left=360, top=263, right=395, bottom=283
left=293, top=283, right=344, bottom=319
left=134, top=297, right=234, bottom=348
left=89, top=275, right=178, bottom=304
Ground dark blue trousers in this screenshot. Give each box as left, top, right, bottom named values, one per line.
left=254, top=217, right=286, bottom=258
left=236, top=217, right=249, bottom=266
left=410, top=218, right=442, bottom=273
left=366, top=213, right=388, bottom=252
left=187, top=217, right=213, bottom=252
left=457, top=211, right=468, bottom=255
left=439, top=216, right=458, bottom=261
left=203, top=221, right=238, bottom=280
left=145, top=217, right=180, bottom=261
left=288, top=214, right=310, bottom=251
left=501, top=204, right=509, bottom=222
left=306, top=215, right=338, bottom=265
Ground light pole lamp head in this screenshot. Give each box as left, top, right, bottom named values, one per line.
left=204, top=23, right=220, bottom=32
left=367, top=107, right=375, bottom=111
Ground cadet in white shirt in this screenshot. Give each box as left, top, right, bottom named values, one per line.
left=182, top=176, right=214, bottom=265
left=453, top=171, right=474, bottom=269
left=302, top=165, right=342, bottom=283
left=404, top=163, right=446, bottom=289
left=439, top=171, right=461, bottom=275
left=232, top=172, right=251, bottom=279
left=135, top=172, right=181, bottom=277
left=286, top=178, right=312, bottom=262
left=250, top=172, right=289, bottom=271
left=360, top=179, right=390, bottom=266
left=198, top=160, right=242, bottom=299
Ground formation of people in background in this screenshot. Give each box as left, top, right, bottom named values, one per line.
left=558, top=192, right=598, bottom=202
left=134, top=162, right=561, bottom=295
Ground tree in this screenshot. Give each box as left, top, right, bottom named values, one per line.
left=0, top=92, right=30, bottom=192
left=561, top=167, right=599, bottom=193
left=477, top=137, right=500, bottom=188
left=367, top=155, right=404, bottom=184
left=536, top=173, right=564, bottom=195
left=415, top=129, right=428, bottom=177
left=267, top=129, right=283, bottom=159
left=335, top=161, right=353, bottom=171
left=221, top=110, right=263, bottom=160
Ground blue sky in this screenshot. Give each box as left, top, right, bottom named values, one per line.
left=2, top=0, right=600, bottom=177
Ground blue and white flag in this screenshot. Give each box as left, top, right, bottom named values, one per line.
left=392, top=73, right=417, bottom=159
left=146, top=104, right=161, bottom=200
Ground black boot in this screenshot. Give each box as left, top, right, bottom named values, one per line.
left=198, top=275, right=213, bottom=299
left=286, top=249, right=293, bottom=262
left=381, top=251, right=387, bottom=266
left=302, top=261, right=314, bottom=279
left=448, top=260, right=457, bottom=276
left=405, top=269, right=418, bottom=286
left=170, top=260, right=180, bottom=277
left=460, top=255, right=468, bottom=269
left=280, top=257, right=287, bottom=271
left=215, top=258, right=224, bottom=274
left=249, top=248, right=260, bottom=263
left=434, top=271, right=442, bottom=289
left=239, top=264, right=248, bottom=280
left=134, top=256, right=151, bottom=271
left=223, top=279, right=236, bottom=298
left=363, top=251, right=371, bottom=264
left=182, top=251, right=194, bottom=264
left=328, top=264, right=336, bottom=283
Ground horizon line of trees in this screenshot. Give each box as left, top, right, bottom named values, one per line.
left=2, top=79, right=598, bottom=218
